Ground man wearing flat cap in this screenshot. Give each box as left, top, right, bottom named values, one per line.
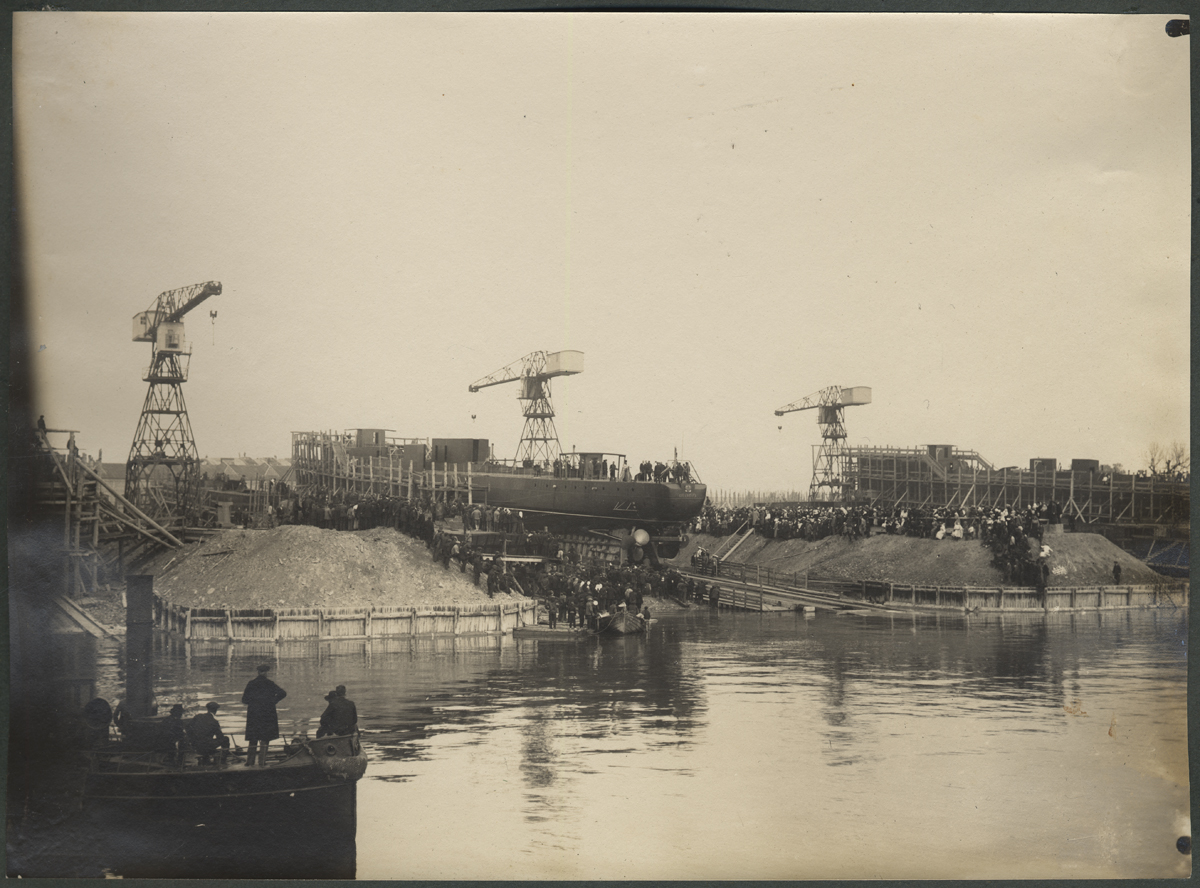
left=241, top=663, right=287, bottom=767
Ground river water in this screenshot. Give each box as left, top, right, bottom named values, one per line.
left=82, top=605, right=1188, bottom=879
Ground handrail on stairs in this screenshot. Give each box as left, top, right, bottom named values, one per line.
left=716, top=522, right=757, bottom=563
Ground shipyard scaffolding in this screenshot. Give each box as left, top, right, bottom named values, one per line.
left=23, top=428, right=183, bottom=600
left=847, top=444, right=1190, bottom=530
left=291, top=430, right=482, bottom=502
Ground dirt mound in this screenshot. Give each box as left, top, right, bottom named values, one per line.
left=672, top=531, right=1170, bottom=587
left=1037, top=531, right=1168, bottom=587
left=143, top=525, right=524, bottom=610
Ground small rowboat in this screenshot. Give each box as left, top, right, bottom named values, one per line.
left=596, top=610, right=647, bottom=636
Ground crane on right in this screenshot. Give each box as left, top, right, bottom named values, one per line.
left=775, top=385, right=871, bottom=503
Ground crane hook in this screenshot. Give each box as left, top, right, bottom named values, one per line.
left=209, top=310, right=218, bottom=345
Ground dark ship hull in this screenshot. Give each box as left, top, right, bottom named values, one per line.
left=474, top=469, right=705, bottom=539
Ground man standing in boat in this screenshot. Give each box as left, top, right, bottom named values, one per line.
left=242, top=664, right=287, bottom=767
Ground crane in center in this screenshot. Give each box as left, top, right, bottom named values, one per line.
left=125, top=280, right=222, bottom=527
left=469, top=350, right=584, bottom=466
left=775, top=385, right=871, bottom=502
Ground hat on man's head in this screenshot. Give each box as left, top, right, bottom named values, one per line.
left=257, top=664, right=271, bottom=674
left=325, top=690, right=338, bottom=701
left=169, top=704, right=185, bottom=717
left=206, top=702, right=220, bottom=713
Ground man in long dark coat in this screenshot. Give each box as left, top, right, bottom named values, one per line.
left=242, top=663, right=287, bottom=767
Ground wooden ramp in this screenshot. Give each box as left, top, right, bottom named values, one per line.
left=51, top=595, right=111, bottom=637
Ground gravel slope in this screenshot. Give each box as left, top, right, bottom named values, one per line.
left=672, top=531, right=1169, bottom=587
left=141, top=525, right=524, bottom=610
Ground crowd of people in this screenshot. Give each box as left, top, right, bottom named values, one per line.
left=530, top=562, right=726, bottom=630
left=692, top=499, right=1081, bottom=591
left=693, top=499, right=1071, bottom=544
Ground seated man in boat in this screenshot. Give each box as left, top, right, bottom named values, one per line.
left=317, top=685, right=358, bottom=738
left=186, top=701, right=231, bottom=763
left=155, top=704, right=188, bottom=764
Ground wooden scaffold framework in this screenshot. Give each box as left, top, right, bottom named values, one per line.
left=290, top=431, right=480, bottom=503
left=847, top=445, right=1189, bottom=528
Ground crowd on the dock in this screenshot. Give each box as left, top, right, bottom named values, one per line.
left=693, top=499, right=1069, bottom=542
left=693, top=499, right=1071, bottom=588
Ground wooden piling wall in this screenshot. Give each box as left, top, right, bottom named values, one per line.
left=152, top=595, right=536, bottom=641
left=829, top=578, right=1188, bottom=612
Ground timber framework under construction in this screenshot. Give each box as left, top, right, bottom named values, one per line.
left=291, top=430, right=481, bottom=501
left=847, top=445, right=1189, bottom=530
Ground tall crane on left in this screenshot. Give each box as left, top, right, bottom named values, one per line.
left=125, top=281, right=221, bottom=529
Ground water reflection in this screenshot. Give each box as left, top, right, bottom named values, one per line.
left=13, top=604, right=1188, bottom=879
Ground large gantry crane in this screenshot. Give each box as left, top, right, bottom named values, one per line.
left=125, top=281, right=222, bottom=527
left=469, top=350, right=584, bottom=466
left=775, top=385, right=871, bottom=502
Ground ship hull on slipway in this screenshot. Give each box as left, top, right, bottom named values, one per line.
left=473, top=470, right=706, bottom=537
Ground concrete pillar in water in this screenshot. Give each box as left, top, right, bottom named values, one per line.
left=125, top=574, right=156, bottom=718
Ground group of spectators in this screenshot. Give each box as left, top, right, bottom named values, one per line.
left=531, top=562, right=715, bottom=630
left=691, top=503, right=880, bottom=542
left=693, top=499, right=1072, bottom=544
left=694, top=498, right=1077, bottom=589
left=635, top=460, right=693, bottom=484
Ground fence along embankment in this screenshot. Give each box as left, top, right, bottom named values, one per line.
left=694, top=561, right=1188, bottom=612
left=153, top=594, right=537, bottom=641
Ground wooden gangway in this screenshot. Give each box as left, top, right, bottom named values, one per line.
left=680, top=567, right=893, bottom=613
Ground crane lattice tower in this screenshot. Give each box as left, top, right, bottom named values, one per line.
left=775, top=385, right=872, bottom=502
left=469, top=350, right=584, bottom=465
left=125, top=281, right=221, bottom=526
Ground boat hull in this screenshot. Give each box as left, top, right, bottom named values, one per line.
left=84, top=732, right=366, bottom=807
left=597, top=611, right=647, bottom=635
left=474, top=470, right=706, bottom=535
left=72, top=734, right=365, bottom=879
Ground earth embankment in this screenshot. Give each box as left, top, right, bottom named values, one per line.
left=671, top=531, right=1167, bottom=587
left=141, top=525, right=524, bottom=610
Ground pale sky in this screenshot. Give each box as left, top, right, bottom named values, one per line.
left=14, top=12, right=1190, bottom=492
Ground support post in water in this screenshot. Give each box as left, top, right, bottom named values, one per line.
left=126, top=574, right=155, bottom=718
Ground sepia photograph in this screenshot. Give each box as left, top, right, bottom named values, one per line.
left=7, top=9, right=1191, bottom=880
